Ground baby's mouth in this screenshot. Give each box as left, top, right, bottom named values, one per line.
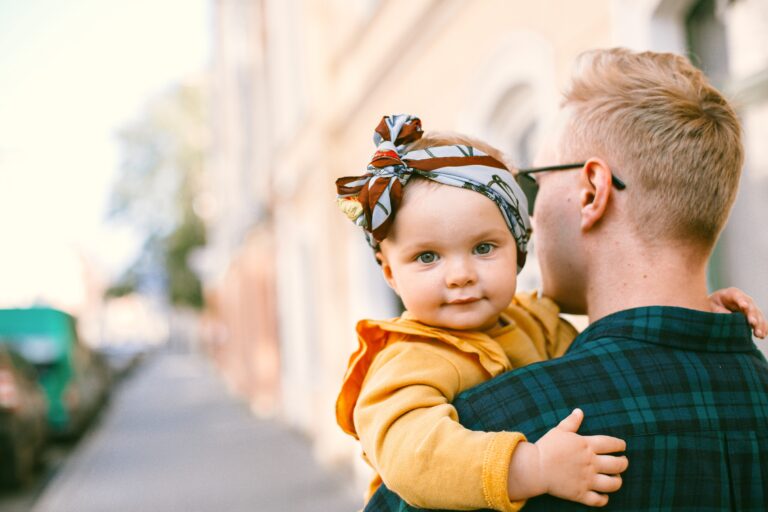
left=447, top=297, right=481, bottom=305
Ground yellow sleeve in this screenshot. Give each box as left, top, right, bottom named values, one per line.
left=355, top=340, right=527, bottom=511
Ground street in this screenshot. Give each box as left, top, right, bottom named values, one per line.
left=4, top=348, right=360, bottom=512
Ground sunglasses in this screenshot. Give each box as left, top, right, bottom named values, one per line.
left=516, top=162, right=627, bottom=216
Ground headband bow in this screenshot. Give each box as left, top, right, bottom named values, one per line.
left=336, top=114, right=532, bottom=272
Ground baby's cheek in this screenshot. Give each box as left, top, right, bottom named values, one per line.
left=404, top=292, right=439, bottom=318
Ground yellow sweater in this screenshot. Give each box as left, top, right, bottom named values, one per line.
left=336, top=292, right=577, bottom=511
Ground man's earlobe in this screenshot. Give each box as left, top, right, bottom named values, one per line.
left=579, top=159, right=612, bottom=231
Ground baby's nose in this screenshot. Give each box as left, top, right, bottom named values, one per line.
left=445, top=259, right=477, bottom=287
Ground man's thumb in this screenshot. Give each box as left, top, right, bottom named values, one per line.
left=558, top=408, right=584, bottom=433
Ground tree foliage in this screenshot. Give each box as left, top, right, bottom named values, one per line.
left=106, top=82, right=207, bottom=309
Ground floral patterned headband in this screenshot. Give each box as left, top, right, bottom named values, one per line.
left=336, top=114, right=531, bottom=273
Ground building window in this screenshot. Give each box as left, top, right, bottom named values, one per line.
left=685, top=0, right=730, bottom=88
left=486, top=83, right=539, bottom=168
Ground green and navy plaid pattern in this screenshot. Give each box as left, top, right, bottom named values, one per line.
left=367, top=306, right=768, bottom=511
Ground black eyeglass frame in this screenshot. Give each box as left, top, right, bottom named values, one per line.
left=515, top=162, right=627, bottom=215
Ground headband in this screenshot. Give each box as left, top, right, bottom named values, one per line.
left=336, top=114, right=531, bottom=272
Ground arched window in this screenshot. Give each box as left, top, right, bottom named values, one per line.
left=458, top=33, right=558, bottom=292
left=486, top=83, right=539, bottom=168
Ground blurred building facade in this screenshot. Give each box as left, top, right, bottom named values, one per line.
left=201, top=0, right=768, bottom=486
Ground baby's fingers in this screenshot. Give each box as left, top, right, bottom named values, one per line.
left=579, top=491, right=609, bottom=508
left=586, top=434, right=626, bottom=454
left=710, top=287, right=742, bottom=310
left=746, top=303, right=767, bottom=338
left=594, top=454, right=629, bottom=475
left=713, top=288, right=767, bottom=338
left=592, top=473, right=623, bottom=494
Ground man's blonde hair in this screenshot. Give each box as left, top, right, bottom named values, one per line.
left=559, top=48, right=743, bottom=248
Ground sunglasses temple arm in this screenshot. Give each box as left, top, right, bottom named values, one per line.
left=519, top=169, right=627, bottom=190
left=611, top=175, right=627, bottom=190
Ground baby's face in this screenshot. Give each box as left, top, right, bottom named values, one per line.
left=378, top=182, right=518, bottom=331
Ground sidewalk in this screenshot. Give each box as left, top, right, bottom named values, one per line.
left=32, top=349, right=361, bottom=512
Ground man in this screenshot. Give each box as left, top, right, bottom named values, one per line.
left=367, top=48, right=768, bottom=510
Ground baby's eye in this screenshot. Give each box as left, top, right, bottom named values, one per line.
left=416, top=252, right=439, bottom=264
left=474, top=243, right=494, bottom=255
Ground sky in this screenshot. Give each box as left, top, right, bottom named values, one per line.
left=0, top=0, right=210, bottom=308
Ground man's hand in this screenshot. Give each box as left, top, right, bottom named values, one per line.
left=507, top=409, right=628, bottom=507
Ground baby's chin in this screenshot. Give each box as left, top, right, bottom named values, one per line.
left=418, top=314, right=500, bottom=332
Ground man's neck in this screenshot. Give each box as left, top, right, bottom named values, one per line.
left=584, top=237, right=712, bottom=323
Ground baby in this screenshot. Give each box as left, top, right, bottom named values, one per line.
left=335, top=114, right=765, bottom=511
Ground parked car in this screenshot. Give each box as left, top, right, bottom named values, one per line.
left=0, top=344, right=48, bottom=487
left=0, top=308, right=110, bottom=439
left=96, top=342, right=148, bottom=380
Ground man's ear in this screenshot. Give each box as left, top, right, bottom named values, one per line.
left=377, top=251, right=399, bottom=293
left=578, top=158, right=613, bottom=231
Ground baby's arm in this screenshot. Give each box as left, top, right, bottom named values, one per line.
left=355, top=341, right=527, bottom=511
left=507, top=409, right=628, bottom=507
left=709, top=287, right=766, bottom=338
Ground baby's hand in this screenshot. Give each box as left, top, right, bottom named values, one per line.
left=507, top=409, right=628, bottom=507
left=709, top=287, right=766, bottom=338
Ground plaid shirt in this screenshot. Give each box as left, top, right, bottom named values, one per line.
left=367, top=306, right=768, bottom=512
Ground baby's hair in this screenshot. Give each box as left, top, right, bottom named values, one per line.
left=405, top=131, right=517, bottom=174
left=392, top=131, right=517, bottom=235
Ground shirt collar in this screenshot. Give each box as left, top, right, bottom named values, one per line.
left=572, top=306, right=755, bottom=353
